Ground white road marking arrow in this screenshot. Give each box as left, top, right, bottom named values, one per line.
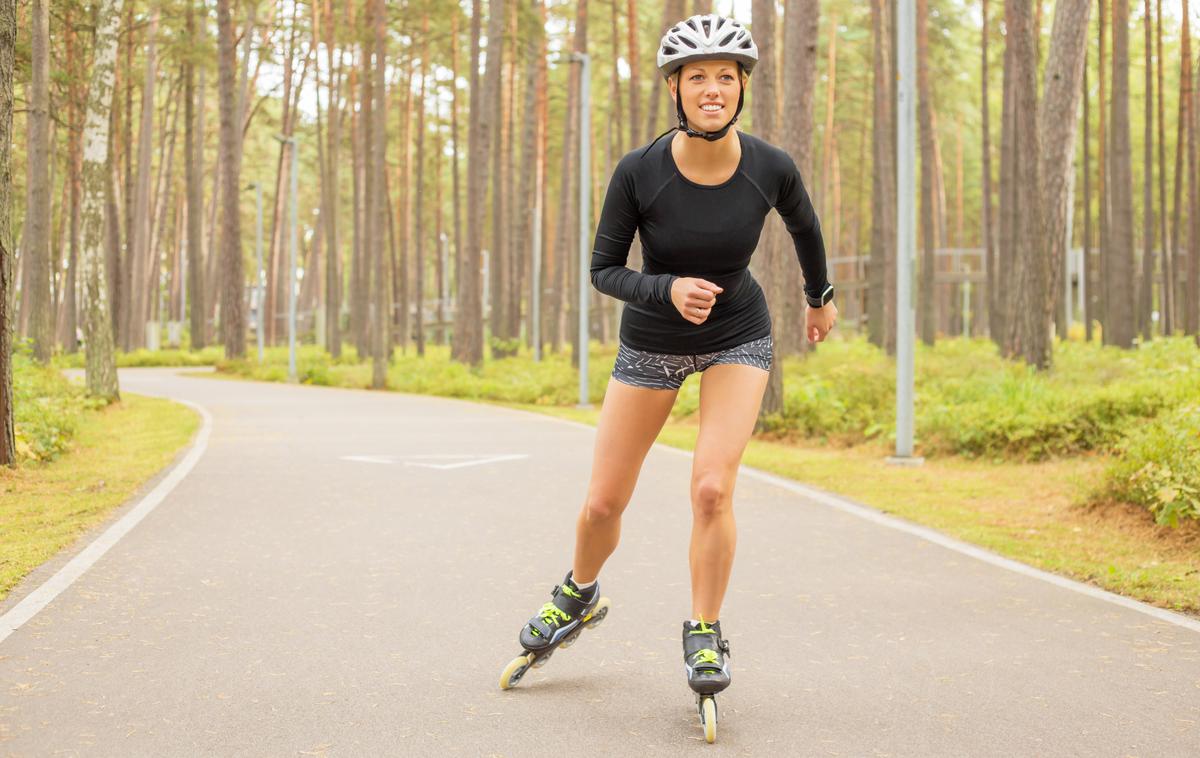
left=340, top=454, right=529, bottom=470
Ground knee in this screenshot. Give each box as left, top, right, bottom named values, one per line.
left=691, top=476, right=731, bottom=521
left=584, top=491, right=624, bottom=522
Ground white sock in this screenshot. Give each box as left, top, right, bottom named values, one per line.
left=573, top=578, right=596, bottom=591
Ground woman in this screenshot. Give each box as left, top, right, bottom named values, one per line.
left=505, top=14, right=836, bottom=703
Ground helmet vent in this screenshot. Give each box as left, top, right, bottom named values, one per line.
left=719, top=32, right=736, bottom=46
left=686, top=18, right=700, bottom=33
left=701, top=17, right=711, bottom=35
left=739, top=39, right=752, bottom=49
left=662, top=45, right=677, bottom=56
left=680, top=36, right=697, bottom=49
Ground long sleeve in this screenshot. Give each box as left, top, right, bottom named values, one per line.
left=774, top=155, right=831, bottom=300
left=589, top=157, right=677, bottom=306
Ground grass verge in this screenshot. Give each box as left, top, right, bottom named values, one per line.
left=0, top=394, right=200, bottom=603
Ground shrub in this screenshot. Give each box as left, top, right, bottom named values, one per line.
left=13, top=352, right=105, bottom=463
left=1102, top=404, right=1200, bottom=526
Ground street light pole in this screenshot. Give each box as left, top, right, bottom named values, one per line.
left=891, top=0, right=922, bottom=466
left=573, top=51, right=591, bottom=408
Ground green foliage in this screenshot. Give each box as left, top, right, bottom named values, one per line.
left=1102, top=404, right=1200, bottom=526
left=216, top=336, right=1200, bottom=465
left=54, top=345, right=225, bottom=369
left=12, top=352, right=105, bottom=463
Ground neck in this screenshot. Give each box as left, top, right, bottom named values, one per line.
left=673, top=127, right=740, bottom=165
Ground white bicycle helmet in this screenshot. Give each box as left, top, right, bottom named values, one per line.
left=656, top=14, right=758, bottom=80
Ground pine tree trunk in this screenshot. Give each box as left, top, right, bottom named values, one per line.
left=781, top=0, right=819, bottom=358
left=869, top=0, right=896, bottom=353
left=996, top=0, right=1017, bottom=347
left=453, top=0, right=486, bottom=366
left=1098, top=0, right=1110, bottom=340
left=217, top=0, right=245, bottom=358
left=552, top=16, right=580, bottom=357
left=81, top=0, right=123, bottom=400
left=567, top=0, right=588, bottom=368
left=370, top=0, right=388, bottom=387
left=1017, top=0, right=1092, bottom=367
left=1156, top=0, right=1172, bottom=335
left=1139, top=0, right=1155, bottom=340
left=26, top=0, right=52, bottom=362
left=1001, top=0, right=1040, bottom=357
left=186, top=5, right=205, bottom=350
left=644, top=0, right=685, bottom=143
left=1083, top=51, right=1093, bottom=340
left=517, top=0, right=540, bottom=351
left=1170, top=1, right=1189, bottom=337
left=324, top=0, right=342, bottom=358
left=917, top=0, right=937, bottom=346
left=488, top=0, right=510, bottom=358
left=626, top=0, right=640, bottom=149
left=416, top=23, right=430, bottom=358
left=982, top=0, right=996, bottom=341
left=1105, top=0, right=1135, bottom=348
left=127, top=9, right=159, bottom=350
left=751, top=0, right=783, bottom=423
left=63, top=40, right=83, bottom=354
left=0, top=0, right=16, bottom=462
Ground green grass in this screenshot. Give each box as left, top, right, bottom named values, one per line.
left=0, top=394, right=200, bottom=602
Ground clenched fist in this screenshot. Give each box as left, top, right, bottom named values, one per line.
left=671, top=277, right=724, bottom=325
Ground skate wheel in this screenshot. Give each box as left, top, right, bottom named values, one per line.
left=699, top=695, right=718, bottom=744
left=584, top=597, right=611, bottom=629
left=532, top=648, right=553, bottom=668
left=500, top=652, right=535, bottom=690
left=560, top=628, right=582, bottom=649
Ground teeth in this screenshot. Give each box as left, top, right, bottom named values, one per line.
left=701, top=104, right=722, bottom=111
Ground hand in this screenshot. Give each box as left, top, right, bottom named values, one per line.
left=805, top=301, right=838, bottom=343
left=671, top=277, right=724, bottom=325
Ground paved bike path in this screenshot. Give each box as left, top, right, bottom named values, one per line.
left=0, top=368, right=1197, bottom=757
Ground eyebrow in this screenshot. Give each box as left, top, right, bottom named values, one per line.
left=686, top=66, right=736, bottom=74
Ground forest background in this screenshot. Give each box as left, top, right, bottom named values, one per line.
left=1, top=1, right=1199, bottom=553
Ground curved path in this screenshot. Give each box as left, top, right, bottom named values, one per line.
left=1, top=368, right=1197, bottom=756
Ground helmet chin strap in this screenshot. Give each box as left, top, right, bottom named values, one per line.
left=675, top=77, right=745, bottom=142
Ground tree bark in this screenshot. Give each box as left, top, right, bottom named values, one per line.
left=217, top=0, right=245, bottom=358
left=81, top=0, right=123, bottom=400
left=917, top=0, right=937, bottom=346
left=186, top=5, right=206, bottom=350
left=488, top=0, right=511, bottom=358
left=869, top=0, right=896, bottom=353
left=1017, top=0, right=1092, bottom=367
left=453, top=0, right=486, bottom=366
left=1104, top=0, right=1135, bottom=348
left=751, top=0, right=783, bottom=424
left=1098, top=0, right=1109, bottom=340
left=26, top=0, right=52, bottom=362
left=370, top=0, right=388, bottom=387
left=323, top=0, right=342, bottom=357
left=782, top=0, right=819, bottom=357
left=0, top=0, right=16, bottom=462
left=126, top=8, right=159, bottom=350
left=626, top=0, right=640, bottom=149
left=417, top=22, right=430, bottom=357
left=982, top=0, right=995, bottom=341
left=1157, top=0, right=1172, bottom=335
left=1138, top=0, right=1155, bottom=340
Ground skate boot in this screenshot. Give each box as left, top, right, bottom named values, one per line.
left=498, top=571, right=611, bottom=690
left=683, top=618, right=731, bottom=743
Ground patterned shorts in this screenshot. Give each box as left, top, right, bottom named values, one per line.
left=611, top=335, right=773, bottom=391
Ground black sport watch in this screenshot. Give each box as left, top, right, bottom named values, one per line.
left=805, top=284, right=834, bottom=309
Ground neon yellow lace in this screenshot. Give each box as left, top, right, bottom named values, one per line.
left=688, top=617, right=722, bottom=665
left=539, top=602, right=571, bottom=627
left=561, top=583, right=583, bottom=599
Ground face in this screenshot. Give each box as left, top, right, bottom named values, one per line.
left=668, top=60, right=746, bottom=128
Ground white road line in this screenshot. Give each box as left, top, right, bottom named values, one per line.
left=340, top=453, right=529, bottom=470
left=528, top=412, right=1200, bottom=635
left=0, top=398, right=213, bottom=646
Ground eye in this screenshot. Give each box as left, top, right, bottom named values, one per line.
left=720, top=74, right=735, bottom=81
left=690, top=74, right=704, bottom=81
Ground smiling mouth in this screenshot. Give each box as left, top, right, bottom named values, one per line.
left=699, top=104, right=724, bottom=115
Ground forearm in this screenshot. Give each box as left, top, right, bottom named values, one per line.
left=589, top=250, right=677, bottom=306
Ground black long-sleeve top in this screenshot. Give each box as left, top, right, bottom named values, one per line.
left=589, top=130, right=829, bottom=354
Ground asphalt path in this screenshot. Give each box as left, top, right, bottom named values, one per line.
left=1, top=367, right=1197, bottom=757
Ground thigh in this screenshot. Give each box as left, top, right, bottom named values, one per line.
left=587, top=376, right=679, bottom=509
left=692, top=363, right=770, bottom=486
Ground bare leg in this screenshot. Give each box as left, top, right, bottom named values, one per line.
left=689, top=363, right=769, bottom=621
left=571, top=377, right=678, bottom=584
